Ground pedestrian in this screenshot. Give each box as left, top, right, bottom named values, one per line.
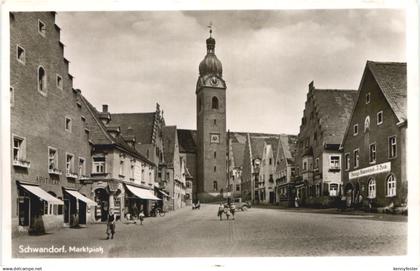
left=196, top=200, right=200, bottom=210
left=294, top=196, right=299, bottom=208
left=217, top=202, right=224, bottom=220
left=132, top=203, right=139, bottom=219
left=229, top=203, right=236, bottom=220
left=139, top=208, right=145, bottom=225
left=224, top=205, right=231, bottom=220
left=106, top=209, right=116, bottom=240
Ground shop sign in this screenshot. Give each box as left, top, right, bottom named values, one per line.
left=349, top=162, right=391, bottom=180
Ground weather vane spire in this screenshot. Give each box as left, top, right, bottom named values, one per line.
left=208, top=21, right=213, bottom=37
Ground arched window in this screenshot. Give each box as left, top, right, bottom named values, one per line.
left=364, top=116, right=370, bottom=132
left=386, top=175, right=396, bottom=197
left=213, top=181, right=218, bottom=191
left=38, top=66, right=47, bottom=93
left=212, top=96, right=219, bottom=109
left=368, top=178, right=376, bottom=199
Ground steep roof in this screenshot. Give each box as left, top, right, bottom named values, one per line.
left=80, top=96, right=154, bottom=165
left=177, top=129, right=197, bottom=153
left=312, top=88, right=357, bottom=144
left=162, top=126, right=177, bottom=168
left=279, top=134, right=297, bottom=162
left=250, top=137, right=266, bottom=160
left=110, top=112, right=156, bottom=145
left=367, top=61, right=407, bottom=122
left=264, top=137, right=280, bottom=160
left=231, top=142, right=245, bottom=168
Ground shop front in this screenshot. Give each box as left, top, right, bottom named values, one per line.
left=125, top=184, right=161, bottom=217
left=63, top=188, right=97, bottom=227
left=16, top=182, right=64, bottom=234
left=92, top=180, right=123, bottom=222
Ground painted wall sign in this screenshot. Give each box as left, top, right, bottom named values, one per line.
left=349, top=162, right=391, bottom=180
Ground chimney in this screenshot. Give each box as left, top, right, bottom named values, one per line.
left=102, top=104, right=108, bottom=113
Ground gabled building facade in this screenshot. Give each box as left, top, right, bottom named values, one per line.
left=295, top=82, right=357, bottom=206
left=341, top=61, right=407, bottom=209
left=274, top=135, right=297, bottom=206
left=10, top=12, right=97, bottom=234
left=80, top=100, right=158, bottom=219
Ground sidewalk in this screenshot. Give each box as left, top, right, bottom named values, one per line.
left=252, top=204, right=408, bottom=222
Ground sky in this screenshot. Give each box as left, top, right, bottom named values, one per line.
left=56, top=9, right=406, bottom=135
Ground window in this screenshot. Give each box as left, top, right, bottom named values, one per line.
left=314, top=158, right=319, bottom=170
left=56, top=74, right=63, bottom=89
left=213, top=181, right=218, bottom=191
left=211, top=96, right=219, bottom=109
left=48, top=147, right=58, bottom=171
left=236, top=184, right=240, bottom=192
left=13, top=136, right=26, bottom=162
left=269, top=158, right=272, bottom=165
left=368, top=178, right=376, bottom=199
left=78, top=157, right=86, bottom=177
left=344, top=153, right=350, bottom=171
left=92, top=157, right=105, bottom=174
left=16, top=45, right=25, bottom=64
left=386, top=175, right=396, bottom=197
left=353, top=149, right=359, bottom=168
left=364, top=116, right=370, bottom=132
left=119, top=160, right=125, bottom=176
left=389, top=136, right=397, bottom=158
left=366, top=92, right=370, bottom=104
left=330, top=156, right=340, bottom=170
left=329, top=184, right=338, bottom=197
left=65, top=117, right=72, bottom=132
left=303, top=161, right=307, bottom=171
left=214, top=166, right=216, bottom=172
left=353, top=124, right=358, bottom=136
left=369, top=143, right=376, bottom=163
left=66, top=153, right=74, bottom=174
left=38, top=19, right=46, bottom=37
left=213, top=119, right=217, bottom=125
left=37, top=66, right=47, bottom=94
left=214, top=151, right=217, bottom=159
left=130, top=161, right=135, bottom=179
left=377, top=111, right=383, bottom=125
left=10, top=87, right=14, bottom=106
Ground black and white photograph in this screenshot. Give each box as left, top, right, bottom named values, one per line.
left=1, top=1, right=419, bottom=271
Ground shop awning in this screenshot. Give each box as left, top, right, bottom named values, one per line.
left=64, top=189, right=97, bottom=206
left=20, top=184, right=64, bottom=205
left=126, top=185, right=161, bottom=200
left=159, top=190, right=170, bottom=197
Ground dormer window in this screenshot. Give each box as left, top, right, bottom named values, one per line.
left=364, top=116, right=370, bottom=132
left=38, top=19, right=46, bottom=37
left=366, top=92, right=370, bottom=104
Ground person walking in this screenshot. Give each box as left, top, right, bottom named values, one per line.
left=106, top=209, right=116, bottom=240
left=217, top=203, right=224, bottom=220
left=139, top=208, right=145, bottom=225
left=224, top=205, right=231, bottom=220
left=229, top=202, right=236, bottom=220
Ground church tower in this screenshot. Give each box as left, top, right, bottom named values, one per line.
left=196, top=28, right=227, bottom=202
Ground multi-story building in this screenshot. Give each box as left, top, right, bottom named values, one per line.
left=274, top=135, right=297, bottom=206
left=228, top=138, right=245, bottom=199
left=80, top=101, right=158, bottom=219
left=258, top=137, right=279, bottom=204
left=108, top=103, right=166, bottom=198
left=295, top=81, right=357, bottom=206
left=341, top=61, right=407, bottom=209
left=10, top=12, right=97, bottom=234
left=162, top=125, right=187, bottom=210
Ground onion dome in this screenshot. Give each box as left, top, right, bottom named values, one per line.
left=199, top=34, right=223, bottom=77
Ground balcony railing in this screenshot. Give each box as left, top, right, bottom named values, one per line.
left=12, top=159, right=31, bottom=169
left=66, top=172, right=78, bottom=179
left=48, top=168, right=62, bottom=175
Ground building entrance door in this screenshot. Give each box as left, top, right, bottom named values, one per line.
left=63, top=198, right=71, bottom=224
left=18, top=196, right=30, bottom=226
